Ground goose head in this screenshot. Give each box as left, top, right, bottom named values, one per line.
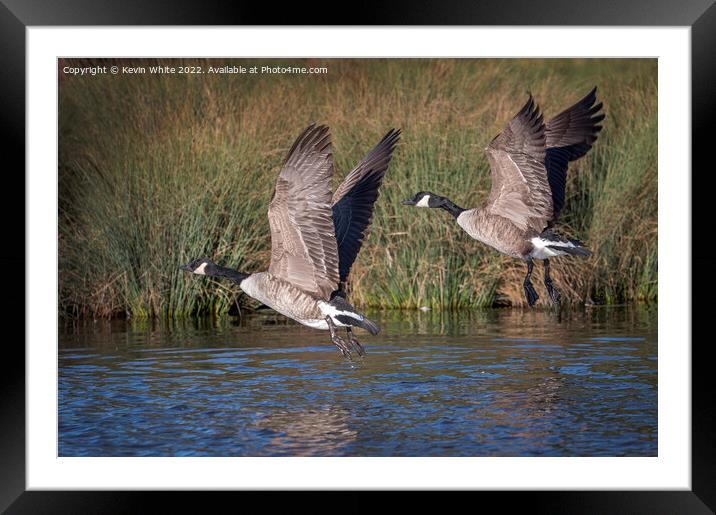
left=402, top=191, right=442, bottom=208
left=179, top=257, right=218, bottom=276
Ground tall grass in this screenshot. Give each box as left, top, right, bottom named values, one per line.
left=58, top=58, right=657, bottom=318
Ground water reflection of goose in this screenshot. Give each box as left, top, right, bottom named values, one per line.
left=403, top=89, right=604, bottom=307
left=255, top=406, right=357, bottom=456
left=182, top=124, right=400, bottom=358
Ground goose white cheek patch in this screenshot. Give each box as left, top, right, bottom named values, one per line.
left=416, top=195, right=431, bottom=207
left=194, top=262, right=208, bottom=275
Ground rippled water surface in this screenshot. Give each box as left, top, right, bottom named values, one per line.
left=59, top=306, right=657, bottom=456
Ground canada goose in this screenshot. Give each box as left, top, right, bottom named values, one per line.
left=181, top=124, right=400, bottom=358
left=403, top=88, right=603, bottom=307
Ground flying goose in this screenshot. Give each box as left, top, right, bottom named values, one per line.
left=403, top=88, right=604, bottom=306
left=181, top=124, right=401, bottom=357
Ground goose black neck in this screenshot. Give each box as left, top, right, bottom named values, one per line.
left=215, top=266, right=249, bottom=285
left=437, top=196, right=466, bottom=218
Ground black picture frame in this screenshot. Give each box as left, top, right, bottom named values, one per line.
left=2, top=1, right=713, bottom=512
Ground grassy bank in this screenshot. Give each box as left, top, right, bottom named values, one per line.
left=58, top=58, right=657, bottom=318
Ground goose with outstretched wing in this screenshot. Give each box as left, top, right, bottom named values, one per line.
left=403, top=88, right=603, bottom=306
left=332, top=128, right=401, bottom=291
left=182, top=124, right=400, bottom=358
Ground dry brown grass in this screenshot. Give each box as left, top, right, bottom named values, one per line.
left=58, top=58, right=657, bottom=317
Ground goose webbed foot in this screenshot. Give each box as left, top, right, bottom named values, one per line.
left=346, top=327, right=366, bottom=357
left=524, top=282, right=540, bottom=307
left=545, top=282, right=561, bottom=305
left=543, top=259, right=562, bottom=307
left=523, top=259, right=540, bottom=307
left=326, top=317, right=353, bottom=360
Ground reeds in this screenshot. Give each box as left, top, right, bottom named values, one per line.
left=58, top=58, right=657, bottom=318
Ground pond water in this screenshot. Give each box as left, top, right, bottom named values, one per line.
left=59, top=306, right=657, bottom=457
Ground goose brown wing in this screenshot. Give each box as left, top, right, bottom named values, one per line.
left=485, top=95, right=553, bottom=232
left=331, top=128, right=401, bottom=282
left=545, top=87, right=604, bottom=221
left=268, top=124, right=339, bottom=299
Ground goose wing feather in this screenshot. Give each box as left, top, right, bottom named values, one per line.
left=544, top=86, right=604, bottom=221
left=484, top=95, right=553, bottom=232
left=268, top=124, right=339, bottom=299
left=331, top=129, right=401, bottom=282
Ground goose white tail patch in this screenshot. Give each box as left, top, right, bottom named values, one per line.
left=530, top=237, right=574, bottom=259
left=302, top=319, right=330, bottom=330
left=318, top=301, right=363, bottom=327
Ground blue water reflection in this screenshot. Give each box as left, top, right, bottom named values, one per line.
left=59, top=306, right=657, bottom=456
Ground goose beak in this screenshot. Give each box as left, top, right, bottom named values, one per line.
left=179, top=264, right=191, bottom=272
left=402, top=198, right=416, bottom=206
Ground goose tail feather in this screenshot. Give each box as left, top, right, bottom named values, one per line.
left=546, top=244, right=591, bottom=257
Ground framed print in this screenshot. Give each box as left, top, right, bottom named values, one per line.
left=3, top=0, right=714, bottom=512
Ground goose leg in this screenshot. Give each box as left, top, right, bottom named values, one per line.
left=326, top=316, right=352, bottom=360
left=523, top=259, right=540, bottom=307
left=543, top=259, right=562, bottom=306
left=345, top=327, right=366, bottom=357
